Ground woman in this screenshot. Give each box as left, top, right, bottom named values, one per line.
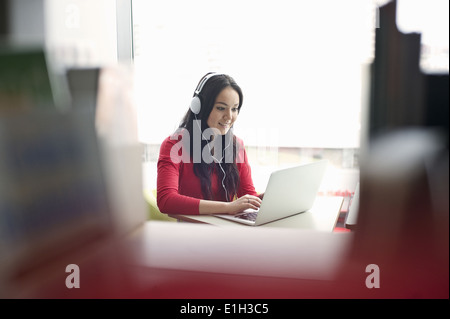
left=157, top=72, right=262, bottom=216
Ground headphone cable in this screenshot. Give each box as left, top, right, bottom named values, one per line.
left=194, top=114, right=231, bottom=201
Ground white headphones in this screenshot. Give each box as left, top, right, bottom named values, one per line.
left=190, top=72, right=223, bottom=115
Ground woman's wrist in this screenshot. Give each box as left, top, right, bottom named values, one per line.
left=198, top=200, right=230, bottom=215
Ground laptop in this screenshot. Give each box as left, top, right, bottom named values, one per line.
left=215, top=160, right=328, bottom=226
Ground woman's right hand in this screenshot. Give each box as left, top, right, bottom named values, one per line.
left=225, top=194, right=262, bottom=215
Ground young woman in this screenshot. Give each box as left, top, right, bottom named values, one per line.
left=156, top=72, right=262, bottom=216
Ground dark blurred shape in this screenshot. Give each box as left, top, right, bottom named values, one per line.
left=66, top=67, right=101, bottom=113
left=0, top=47, right=57, bottom=111
left=0, top=0, right=9, bottom=38
left=368, top=0, right=424, bottom=139
left=367, top=0, right=449, bottom=145
left=425, top=74, right=449, bottom=147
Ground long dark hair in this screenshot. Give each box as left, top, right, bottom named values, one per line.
left=178, top=73, right=243, bottom=201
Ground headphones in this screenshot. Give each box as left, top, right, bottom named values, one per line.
left=189, top=72, right=232, bottom=201
left=190, top=72, right=223, bottom=115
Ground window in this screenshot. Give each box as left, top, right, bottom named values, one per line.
left=132, top=0, right=448, bottom=193
left=133, top=0, right=376, bottom=150
left=133, top=0, right=377, bottom=192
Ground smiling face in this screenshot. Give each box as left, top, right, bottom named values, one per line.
left=207, top=86, right=240, bottom=135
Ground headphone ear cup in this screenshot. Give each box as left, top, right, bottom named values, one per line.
left=190, top=96, right=201, bottom=114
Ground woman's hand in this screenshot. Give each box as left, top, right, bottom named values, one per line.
left=225, top=194, right=262, bottom=215
left=199, top=194, right=262, bottom=215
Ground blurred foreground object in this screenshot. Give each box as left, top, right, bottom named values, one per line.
left=0, top=46, right=146, bottom=297
left=95, top=64, right=147, bottom=236
left=340, top=128, right=449, bottom=298
left=0, top=110, right=140, bottom=298
left=337, top=0, right=449, bottom=298
left=0, top=46, right=69, bottom=112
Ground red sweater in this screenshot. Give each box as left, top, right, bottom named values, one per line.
left=157, top=133, right=258, bottom=215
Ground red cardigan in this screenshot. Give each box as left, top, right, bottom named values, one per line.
left=157, top=132, right=258, bottom=215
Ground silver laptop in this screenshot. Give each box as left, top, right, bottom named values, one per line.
left=215, top=160, right=328, bottom=226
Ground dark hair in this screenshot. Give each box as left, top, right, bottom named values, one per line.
left=178, top=73, right=243, bottom=201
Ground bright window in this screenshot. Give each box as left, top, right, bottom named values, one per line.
left=132, top=0, right=449, bottom=193
left=132, top=0, right=377, bottom=149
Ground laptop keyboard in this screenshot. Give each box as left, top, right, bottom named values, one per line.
left=235, top=210, right=259, bottom=221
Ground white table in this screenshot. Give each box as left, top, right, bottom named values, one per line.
left=169, top=196, right=344, bottom=232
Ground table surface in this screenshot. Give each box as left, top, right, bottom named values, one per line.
left=169, top=196, right=344, bottom=232
left=128, top=219, right=354, bottom=284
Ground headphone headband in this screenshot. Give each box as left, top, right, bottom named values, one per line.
left=194, top=72, right=223, bottom=95
left=190, top=72, right=223, bottom=115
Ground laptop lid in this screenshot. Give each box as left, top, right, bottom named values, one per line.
left=217, top=160, right=328, bottom=226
